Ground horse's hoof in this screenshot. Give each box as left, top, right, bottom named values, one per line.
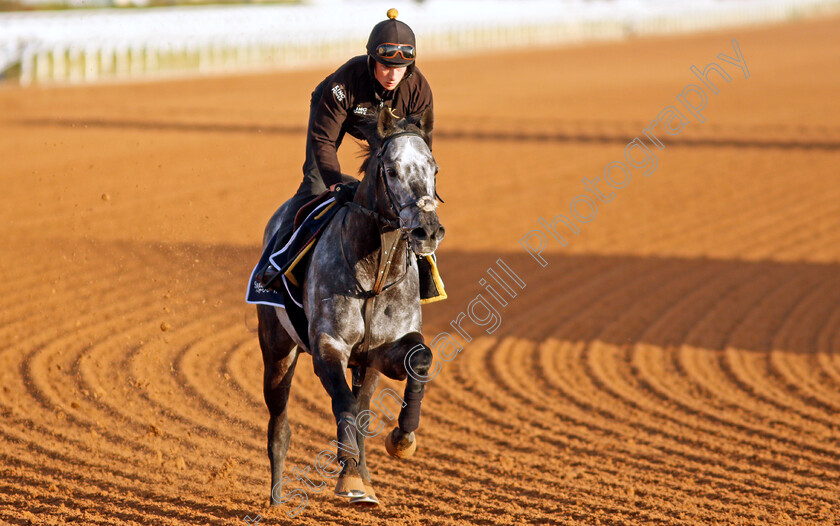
left=385, top=427, right=416, bottom=459
left=349, top=484, right=380, bottom=506
left=335, top=473, right=366, bottom=498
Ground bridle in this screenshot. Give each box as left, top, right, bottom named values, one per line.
left=348, top=130, right=441, bottom=236
left=375, top=130, right=433, bottom=235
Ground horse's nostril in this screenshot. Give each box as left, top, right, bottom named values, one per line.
left=435, top=225, right=446, bottom=240
left=411, top=227, right=428, bottom=240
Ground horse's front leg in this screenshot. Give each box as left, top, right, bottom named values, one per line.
left=311, top=335, right=366, bottom=498
left=370, top=332, right=434, bottom=459
left=348, top=366, right=381, bottom=505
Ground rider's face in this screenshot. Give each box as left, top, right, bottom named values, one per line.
left=374, top=62, right=407, bottom=91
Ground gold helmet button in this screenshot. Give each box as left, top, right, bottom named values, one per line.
left=387, top=8, right=398, bottom=19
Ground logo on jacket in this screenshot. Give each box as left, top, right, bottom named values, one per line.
left=331, top=84, right=345, bottom=102
left=353, top=106, right=369, bottom=116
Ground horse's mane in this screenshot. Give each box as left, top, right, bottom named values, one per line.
left=357, top=111, right=430, bottom=175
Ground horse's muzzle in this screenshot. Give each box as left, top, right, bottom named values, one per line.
left=407, top=213, right=444, bottom=256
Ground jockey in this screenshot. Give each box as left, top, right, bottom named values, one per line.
left=258, top=8, right=443, bottom=302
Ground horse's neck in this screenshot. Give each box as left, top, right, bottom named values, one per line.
left=343, top=197, right=408, bottom=283
left=345, top=158, right=409, bottom=277
left=354, top=165, right=380, bottom=213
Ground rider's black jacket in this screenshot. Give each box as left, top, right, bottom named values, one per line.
left=309, top=55, right=434, bottom=187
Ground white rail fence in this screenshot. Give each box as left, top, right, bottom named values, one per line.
left=2, top=0, right=838, bottom=86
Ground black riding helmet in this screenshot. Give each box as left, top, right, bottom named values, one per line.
left=366, top=8, right=416, bottom=76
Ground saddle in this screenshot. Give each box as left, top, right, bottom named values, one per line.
left=246, top=192, right=341, bottom=349
left=275, top=192, right=339, bottom=288
left=293, top=191, right=333, bottom=231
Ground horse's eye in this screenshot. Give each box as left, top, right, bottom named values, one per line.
left=386, top=168, right=397, bottom=178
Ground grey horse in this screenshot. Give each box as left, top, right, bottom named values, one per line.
left=256, top=107, right=444, bottom=508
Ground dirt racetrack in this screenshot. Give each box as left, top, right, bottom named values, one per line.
left=2, top=13, right=840, bottom=526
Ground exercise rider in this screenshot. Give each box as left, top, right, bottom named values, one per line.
left=257, top=8, right=442, bottom=301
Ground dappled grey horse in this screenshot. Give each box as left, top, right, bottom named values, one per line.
left=256, top=108, right=444, bottom=507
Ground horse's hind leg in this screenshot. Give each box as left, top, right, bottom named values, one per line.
left=257, top=305, right=299, bottom=506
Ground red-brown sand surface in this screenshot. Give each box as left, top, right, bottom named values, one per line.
left=1, top=14, right=839, bottom=526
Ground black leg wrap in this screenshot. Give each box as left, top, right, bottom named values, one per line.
left=398, top=387, right=424, bottom=432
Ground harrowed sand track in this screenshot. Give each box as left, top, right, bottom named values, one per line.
left=1, top=14, right=840, bottom=526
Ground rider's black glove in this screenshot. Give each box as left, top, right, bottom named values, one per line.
left=332, top=180, right=360, bottom=204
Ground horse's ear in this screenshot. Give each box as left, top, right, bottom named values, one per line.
left=377, top=108, right=397, bottom=138
left=419, top=108, right=434, bottom=137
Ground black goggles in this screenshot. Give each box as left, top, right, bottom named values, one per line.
left=376, top=43, right=416, bottom=61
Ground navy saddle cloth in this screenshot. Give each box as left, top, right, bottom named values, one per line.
left=246, top=192, right=341, bottom=349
